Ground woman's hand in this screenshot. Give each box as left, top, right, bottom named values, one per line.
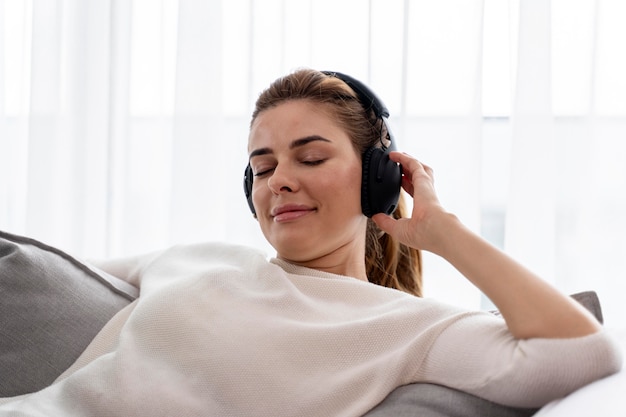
left=372, top=151, right=451, bottom=255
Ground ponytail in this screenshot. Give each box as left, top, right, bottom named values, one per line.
left=365, top=194, right=422, bottom=297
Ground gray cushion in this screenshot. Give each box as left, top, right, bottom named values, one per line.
left=570, top=291, right=603, bottom=324
left=364, top=383, right=538, bottom=417
left=487, top=291, right=603, bottom=323
left=0, top=230, right=138, bottom=397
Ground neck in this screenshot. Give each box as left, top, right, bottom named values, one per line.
left=278, top=242, right=368, bottom=282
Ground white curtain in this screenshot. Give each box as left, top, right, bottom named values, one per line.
left=1, top=0, right=625, bottom=329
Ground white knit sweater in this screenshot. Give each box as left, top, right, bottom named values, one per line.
left=0, top=242, right=622, bottom=416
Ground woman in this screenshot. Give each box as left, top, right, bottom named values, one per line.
left=246, top=68, right=603, bottom=340
left=0, top=69, right=621, bottom=416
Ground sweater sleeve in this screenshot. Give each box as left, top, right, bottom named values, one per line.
left=416, top=312, right=623, bottom=408
left=88, top=249, right=164, bottom=289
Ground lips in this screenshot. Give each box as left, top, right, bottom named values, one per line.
left=271, top=204, right=316, bottom=222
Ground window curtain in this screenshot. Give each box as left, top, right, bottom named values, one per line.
left=1, top=0, right=625, bottom=329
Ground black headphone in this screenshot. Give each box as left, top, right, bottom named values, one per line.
left=243, top=70, right=402, bottom=218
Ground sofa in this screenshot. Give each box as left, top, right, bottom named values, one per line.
left=1, top=230, right=622, bottom=416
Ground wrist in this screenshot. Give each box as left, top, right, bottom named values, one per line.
left=422, top=210, right=464, bottom=257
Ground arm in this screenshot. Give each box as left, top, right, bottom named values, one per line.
left=89, top=250, right=162, bottom=289
left=373, top=151, right=601, bottom=340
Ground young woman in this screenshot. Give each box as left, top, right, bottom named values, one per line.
left=0, top=69, right=621, bottom=417
left=246, top=68, right=603, bottom=341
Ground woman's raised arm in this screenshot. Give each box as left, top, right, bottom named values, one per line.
left=373, top=151, right=601, bottom=340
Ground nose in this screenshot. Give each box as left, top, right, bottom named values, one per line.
left=267, top=163, right=299, bottom=195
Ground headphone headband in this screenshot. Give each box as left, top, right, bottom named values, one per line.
left=321, top=71, right=390, bottom=120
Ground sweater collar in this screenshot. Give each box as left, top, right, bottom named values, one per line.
left=269, top=257, right=355, bottom=282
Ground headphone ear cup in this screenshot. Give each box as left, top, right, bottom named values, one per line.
left=243, top=164, right=256, bottom=215
left=361, top=147, right=402, bottom=217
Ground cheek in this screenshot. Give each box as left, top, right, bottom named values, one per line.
left=247, top=186, right=268, bottom=232
left=321, top=165, right=363, bottom=210
left=250, top=180, right=268, bottom=212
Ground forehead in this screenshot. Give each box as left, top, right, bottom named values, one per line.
left=248, top=100, right=348, bottom=152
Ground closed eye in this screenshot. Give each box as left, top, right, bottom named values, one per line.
left=302, top=159, right=326, bottom=166
left=254, top=168, right=275, bottom=177
left=252, top=157, right=327, bottom=177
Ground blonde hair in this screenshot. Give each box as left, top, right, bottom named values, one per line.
left=251, top=68, right=422, bottom=297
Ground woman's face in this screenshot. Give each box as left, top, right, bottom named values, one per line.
left=247, top=100, right=367, bottom=273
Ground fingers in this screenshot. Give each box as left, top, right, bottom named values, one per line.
left=421, top=162, right=434, bottom=181
left=374, top=151, right=440, bottom=249
left=389, top=151, right=434, bottom=194
left=390, top=151, right=432, bottom=175
left=373, top=214, right=414, bottom=249
left=372, top=213, right=396, bottom=235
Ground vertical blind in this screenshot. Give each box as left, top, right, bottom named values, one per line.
left=1, top=0, right=625, bottom=328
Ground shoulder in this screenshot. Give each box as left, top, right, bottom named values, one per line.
left=126, top=242, right=270, bottom=292
left=145, top=241, right=269, bottom=274
left=162, top=241, right=267, bottom=262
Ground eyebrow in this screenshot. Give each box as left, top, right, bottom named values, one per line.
left=248, top=135, right=332, bottom=159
